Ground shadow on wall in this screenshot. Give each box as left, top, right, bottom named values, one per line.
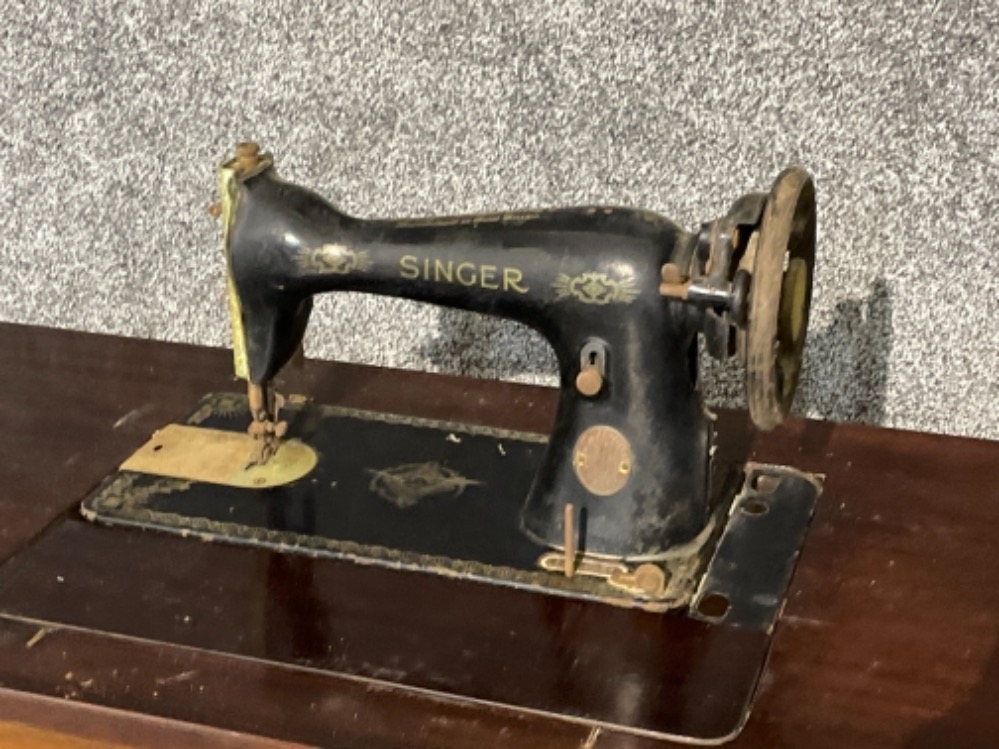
left=795, top=277, right=894, bottom=425
left=421, top=277, right=894, bottom=428
left=421, top=308, right=558, bottom=382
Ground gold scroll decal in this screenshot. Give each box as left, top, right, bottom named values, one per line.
left=120, top=424, right=318, bottom=488
left=368, top=462, right=481, bottom=509
left=297, top=244, right=372, bottom=274
left=399, top=255, right=529, bottom=294
left=553, top=272, right=639, bottom=305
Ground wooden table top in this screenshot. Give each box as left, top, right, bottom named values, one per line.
left=0, top=321, right=996, bottom=748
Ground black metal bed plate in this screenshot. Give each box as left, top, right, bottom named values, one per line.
left=69, top=392, right=822, bottom=743
left=81, top=393, right=819, bottom=621
left=692, top=470, right=821, bottom=632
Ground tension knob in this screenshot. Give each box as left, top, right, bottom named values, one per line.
left=576, top=367, right=603, bottom=397
left=577, top=340, right=608, bottom=397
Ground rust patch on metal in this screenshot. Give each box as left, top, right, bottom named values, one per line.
left=367, top=462, right=481, bottom=509
left=235, top=140, right=260, bottom=167
left=572, top=425, right=633, bottom=496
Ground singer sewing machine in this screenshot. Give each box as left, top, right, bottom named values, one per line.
left=79, top=142, right=822, bottom=743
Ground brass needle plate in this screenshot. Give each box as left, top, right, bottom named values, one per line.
left=120, top=424, right=317, bottom=488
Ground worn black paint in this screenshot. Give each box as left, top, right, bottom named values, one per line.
left=228, top=166, right=766, bottom=558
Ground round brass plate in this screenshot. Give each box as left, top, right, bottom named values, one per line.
left=573, top=425, right=633, bottom=496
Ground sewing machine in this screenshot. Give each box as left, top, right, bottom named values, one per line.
left=79, top=142, right=821, bottom=743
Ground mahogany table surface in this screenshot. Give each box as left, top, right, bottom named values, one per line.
left=0, top=321, right=996, bottom=749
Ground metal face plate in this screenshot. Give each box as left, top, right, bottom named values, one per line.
left=121, top=424, right=318, bottom=489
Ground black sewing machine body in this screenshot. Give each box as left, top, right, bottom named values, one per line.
left=80, top=144, right=821, bottom=743
left=231, top=167, right=715, bottom=559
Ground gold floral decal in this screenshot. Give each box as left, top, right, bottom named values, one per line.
left=367, top=462, right=481, bottom=509
left=94, top=472, right=193, bottom=512
left=552, top=271, right=640, bottom=305
left=187, top=393, right=247, bottom=425
left=297, top=244, right=372, bottom=275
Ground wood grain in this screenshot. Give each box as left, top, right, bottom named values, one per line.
left=0, top=686, right=301, bottom=748
left=0, top=322, right=997, bottom=748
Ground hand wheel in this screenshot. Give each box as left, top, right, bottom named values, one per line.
left=744, top=167, right=817, bottom=430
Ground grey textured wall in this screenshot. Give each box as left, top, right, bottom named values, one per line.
left=1, top=1, right=996, bottom=439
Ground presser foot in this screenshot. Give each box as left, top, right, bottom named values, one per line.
left=246, top=422, right=287, bottom=467
left=245, top=384, right=288, bottom=467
